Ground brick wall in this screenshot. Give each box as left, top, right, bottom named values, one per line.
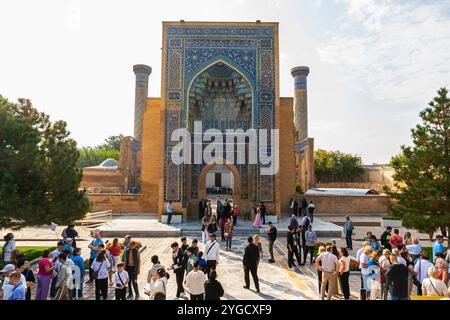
left=297, top=195, right=390, bottom=214
left=87, top=194, right=144, bottom=213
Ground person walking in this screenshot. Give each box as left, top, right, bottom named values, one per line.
left=421, top=266, right=448, bottom=296
left=287, top=225, right=302, bottom=268
left=304, top=225, right=317, bottom=265
left=70, top=248, right=85, bottom=300
left=123, top=240, right=141, bottom=299
left=386, top=254, right=409, bottom=300
left=243, top=236, right=260, bottom=293
left=91, top=250, right=110, bottom=300
left=208, top=216, right=218, bottom=238
left=87, top=232, right=103, bottom=284
left=315, top=245, right=339, bottom=300
left=224, top=217, right=233, bottom=251
left=343, top=216, right=354, bottom=250
left=204, top=234, right=220, bottom=279
left=185, top=262, right=207, bottom=300
left=219, top=213, right=227, bottom=242
left=307, top=201, right=316, bottom=223
left=55, top=254, right=72, bottom=300
left=204, top=270, right=224, bottom=300
left=113, top=262, right=129, bottom=300
left=35, top=250, right=54, bottom=300
left=266, top=222, right=277, bottom=263
left=170, top=242, right=187, bottom=298
left=253, top=206, right=263, bottom=228
left=339, top=247, right=351, bottom=300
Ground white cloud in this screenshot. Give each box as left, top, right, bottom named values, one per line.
left=317, top=0, right=450, bottom=104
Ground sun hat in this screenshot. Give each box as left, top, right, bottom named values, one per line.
left=0, top=264, right=16, bottom=273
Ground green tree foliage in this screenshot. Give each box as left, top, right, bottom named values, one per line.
left=96, top=134, right=124, bottom=151
left=314, top=149, right=364, bottom=182
left=385, top=88, right=450, bottom=246
left=77, top=148, right=120, bottom=168
left=0, top=96, right=90, bottom=228
left=76, top=134, right=122, bottom=168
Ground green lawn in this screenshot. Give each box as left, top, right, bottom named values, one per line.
left=0, top=246, right=56, bottom=268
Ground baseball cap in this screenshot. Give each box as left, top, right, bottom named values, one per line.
left=0, top=264, right=16, bottom=273
left=66, top=238, right=73, bottom=241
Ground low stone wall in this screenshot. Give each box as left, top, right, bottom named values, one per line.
left=315, top=182, right=385, bottom=192
left=87, top=194, right=144, bottom=213
left=301, top=194, right=390, bottom=214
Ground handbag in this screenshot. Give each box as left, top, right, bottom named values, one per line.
left=92, top=261, right=104, bottom=280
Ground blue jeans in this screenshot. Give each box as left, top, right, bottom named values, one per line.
left=391, top=295, right=408, bottom=300
left=345, top=231, right=353, bottom=249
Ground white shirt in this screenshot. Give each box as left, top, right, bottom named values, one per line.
left=308, top=203, right=315, bottom=209
left=414, top=259, right=434, bottom=283
left=398, top=256, right=407, bottom=266
left=339, top=256, right=350, bottom=273
left=205, top=240, right=220, bottom=262
left=2, top=274, right=26, bottom=300
left=356, top=248, right=364, bottom=263
left=91, top=259, right=111, bottom=280
left=148, top=277, right=167, bottom=300
left=51, top=249, right=62, bottom=262
left=114, top=271, right=129, bottom=289
left=2, top=240, right=15, bottom=262
left=379, top=255, right=391, bottom=270
left=185, top=270, right=207, bottom=295
left=317, top=252, right=338, bottom=272
left=359, top=253, right=370, bottom=275
left=422, top=278, right=447, bottom=296
left=406, top=244, right=422, bottom=255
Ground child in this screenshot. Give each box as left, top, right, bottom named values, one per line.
left=197, top=251, right=207, bottom=272
left=185, top=247, right=197, bottom=275
left=114, top=262, right=129, bottom=300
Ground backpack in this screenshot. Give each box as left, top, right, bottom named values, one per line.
left=154, top=280, right=166, bottom=300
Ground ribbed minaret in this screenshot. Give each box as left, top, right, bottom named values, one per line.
left=290, top=66, right=309, bottom=143
left=133, top=64, right=152, bottom=140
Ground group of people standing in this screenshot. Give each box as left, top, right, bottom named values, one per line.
left=355, top=228, right=449, bottom=300
left=289, top=198, right=316, bottom=223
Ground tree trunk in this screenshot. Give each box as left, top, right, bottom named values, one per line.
left=428, top=231, right=434, bottom=241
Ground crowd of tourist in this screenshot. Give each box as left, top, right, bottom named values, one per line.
left=313, top=224, right=450, bottom=300
left=1, top=207, right=449, bottom=301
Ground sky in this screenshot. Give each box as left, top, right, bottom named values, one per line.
left=1, top=0, right=449, bottom=164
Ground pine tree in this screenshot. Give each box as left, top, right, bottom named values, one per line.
left=0, top=96, right=90, bottom=228
left=386, top=88, right=450, bottom=248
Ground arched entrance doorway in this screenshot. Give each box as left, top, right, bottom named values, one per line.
left=198, top=161, right=241, bottom=208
